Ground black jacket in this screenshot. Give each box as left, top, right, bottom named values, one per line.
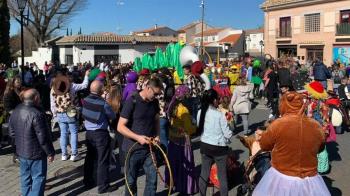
left=277, top=68, right=292, bottom=87
left=9, top=101, right=55, bottom=160
left=338, top=84, right=348, bottom=101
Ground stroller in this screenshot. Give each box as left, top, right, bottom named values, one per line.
left=236, top=135, right=271, bottom=196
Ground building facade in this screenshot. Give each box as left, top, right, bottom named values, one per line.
left=245, top=28, right=265, bottom=56
left=132, top=25, right=178, bottom=37
left=178, top=21, right=213, bottom=44
left=192, top=28, right=245, bottom=62
left=19, top=34, right=176, bottom=69
left=262, top=0, right=350, bottom=66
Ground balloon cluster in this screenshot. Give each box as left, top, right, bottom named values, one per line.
left=133, top=42, right=185, bottom=78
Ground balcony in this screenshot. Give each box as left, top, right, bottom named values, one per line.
left=276, top=28, right=292, bottom=40
left=336, top=23, right=350, bottom=36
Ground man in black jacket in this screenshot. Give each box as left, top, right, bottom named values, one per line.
left=9, top=89, right=55, bottom=196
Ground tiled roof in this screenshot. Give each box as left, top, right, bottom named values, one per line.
left=261, top=0, right=301, bottom=7
left=133, top=26, right=168, bottom=34
left=179, top=21, right=202, bottom=31
left=261, top=0, right=332, bottom=9
left=219, top=34, right=242, bottom=44
left=245, top=28, right=264, bottom=35
left=56, top=35, right=177, bottom=45
left=194, top=28, right=225, bottom=37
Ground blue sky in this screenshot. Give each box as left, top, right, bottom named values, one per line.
left=10, top=0, right=265, bottom=36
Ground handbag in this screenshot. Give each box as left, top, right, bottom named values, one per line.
left=317, top=147, right=329, bottom=173
left=66, top=106, right=77, bottom=118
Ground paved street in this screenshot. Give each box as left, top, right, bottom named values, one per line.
left=0, top=100, right=348, bottom=196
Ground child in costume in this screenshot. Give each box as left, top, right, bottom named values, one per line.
left=304, top=81, right=335, bottom=174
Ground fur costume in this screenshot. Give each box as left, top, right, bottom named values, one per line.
left=253, top=91, right=330, bottom=196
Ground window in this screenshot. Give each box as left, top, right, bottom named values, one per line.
left=305, top=13, right=320, bottom=32
left=66, top=55, right=73, bottom=65
left=204, top=36, right=208, bottom=42
left=212, top=36, right=216, bottom=41
left=280, top=17, right=291, bottom=37
left=341, top=10, right=350, bottom=23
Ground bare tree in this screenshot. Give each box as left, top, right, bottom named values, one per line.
left=8, top=0, right=87, bottom=47
left=10, top=27, right=38, bottom=56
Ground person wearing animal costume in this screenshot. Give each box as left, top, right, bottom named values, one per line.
left=50, top=69, right=90, bottom=161
left=165, top=85, right=198, bottom=195
left=122, top=71, right=138, bottom=102
left=304, top=81, right=335, bottom=174
left=227, top=65, right=240, bottom=92
left=253, top=91, right=330, bottom=196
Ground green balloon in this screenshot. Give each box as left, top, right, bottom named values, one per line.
left=253, top=59, right=262, bottom=68
left=133, top=57, right=142, bottom=72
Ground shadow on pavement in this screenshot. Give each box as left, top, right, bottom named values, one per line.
left=326, top=142, right=342, bottom=162
left=322, top=176, right=342, bottom=196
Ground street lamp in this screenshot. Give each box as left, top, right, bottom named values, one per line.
left=16, top=0, right=28, bottom=81
left=246, top=36, right=251, bottom=52
left=259, top=40, right=264, bottom=57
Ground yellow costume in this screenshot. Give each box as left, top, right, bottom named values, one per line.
left=169, top=103, right=196, bottom=142
left=228, top=65, right=240, bottom=92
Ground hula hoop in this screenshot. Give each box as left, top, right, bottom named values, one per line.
left=124, top=140, right=174, bottom=196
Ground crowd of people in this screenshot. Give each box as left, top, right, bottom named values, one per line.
left=1, top=55, right=348, bottom=196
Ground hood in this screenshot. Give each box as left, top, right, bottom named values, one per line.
left=279, top=91, right=305, bottom=116
left=235, top=85, right=253, bottom=96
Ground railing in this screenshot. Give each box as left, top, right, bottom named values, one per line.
left=336, top=23, right=350, bottom=36
left=276, top=28, right=292, bottom=39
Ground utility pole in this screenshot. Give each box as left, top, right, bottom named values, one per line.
left=200, top=0, right=205, bottom=61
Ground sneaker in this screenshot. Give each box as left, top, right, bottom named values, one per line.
left=61, top=155, right=68, bottom=161
left=70, top=154, right=81, bottom=162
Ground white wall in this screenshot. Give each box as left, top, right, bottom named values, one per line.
left=73, top=45, right=94, bottom=65
left=18, top=47, right=52, bottom=70
left=119, top=45, right=137, bottom=63
left=246, top=33, right=264, bottom=53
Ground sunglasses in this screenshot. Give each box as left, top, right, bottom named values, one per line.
left=148, top=87, right=160, bottom=96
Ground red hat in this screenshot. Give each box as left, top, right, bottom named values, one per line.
left=140, top=69, right=150, bottom=76
left=304, top=81, right=328, bottom=100
left=191, top=61, right=204, bottom=76
left=95, top=72, right=107, bottom=82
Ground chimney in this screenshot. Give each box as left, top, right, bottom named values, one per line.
left=154, top=24, right=158, bottom=29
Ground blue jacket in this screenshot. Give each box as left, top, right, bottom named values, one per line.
left=313, top=63, right=331, bottom=81
left=82, top=94, right=116, bottom=131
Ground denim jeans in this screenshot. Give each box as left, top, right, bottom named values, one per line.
left=125, top=149, right=157, bottom=196
left=319, top=80, right=327, bottom=90
left=19, top=157, right=47, bottom=196
left=57, top=113, right=78, bottom=155
left=159, top=117, right=169, bottom=150
left=188, top=97, right=200, bottom=124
